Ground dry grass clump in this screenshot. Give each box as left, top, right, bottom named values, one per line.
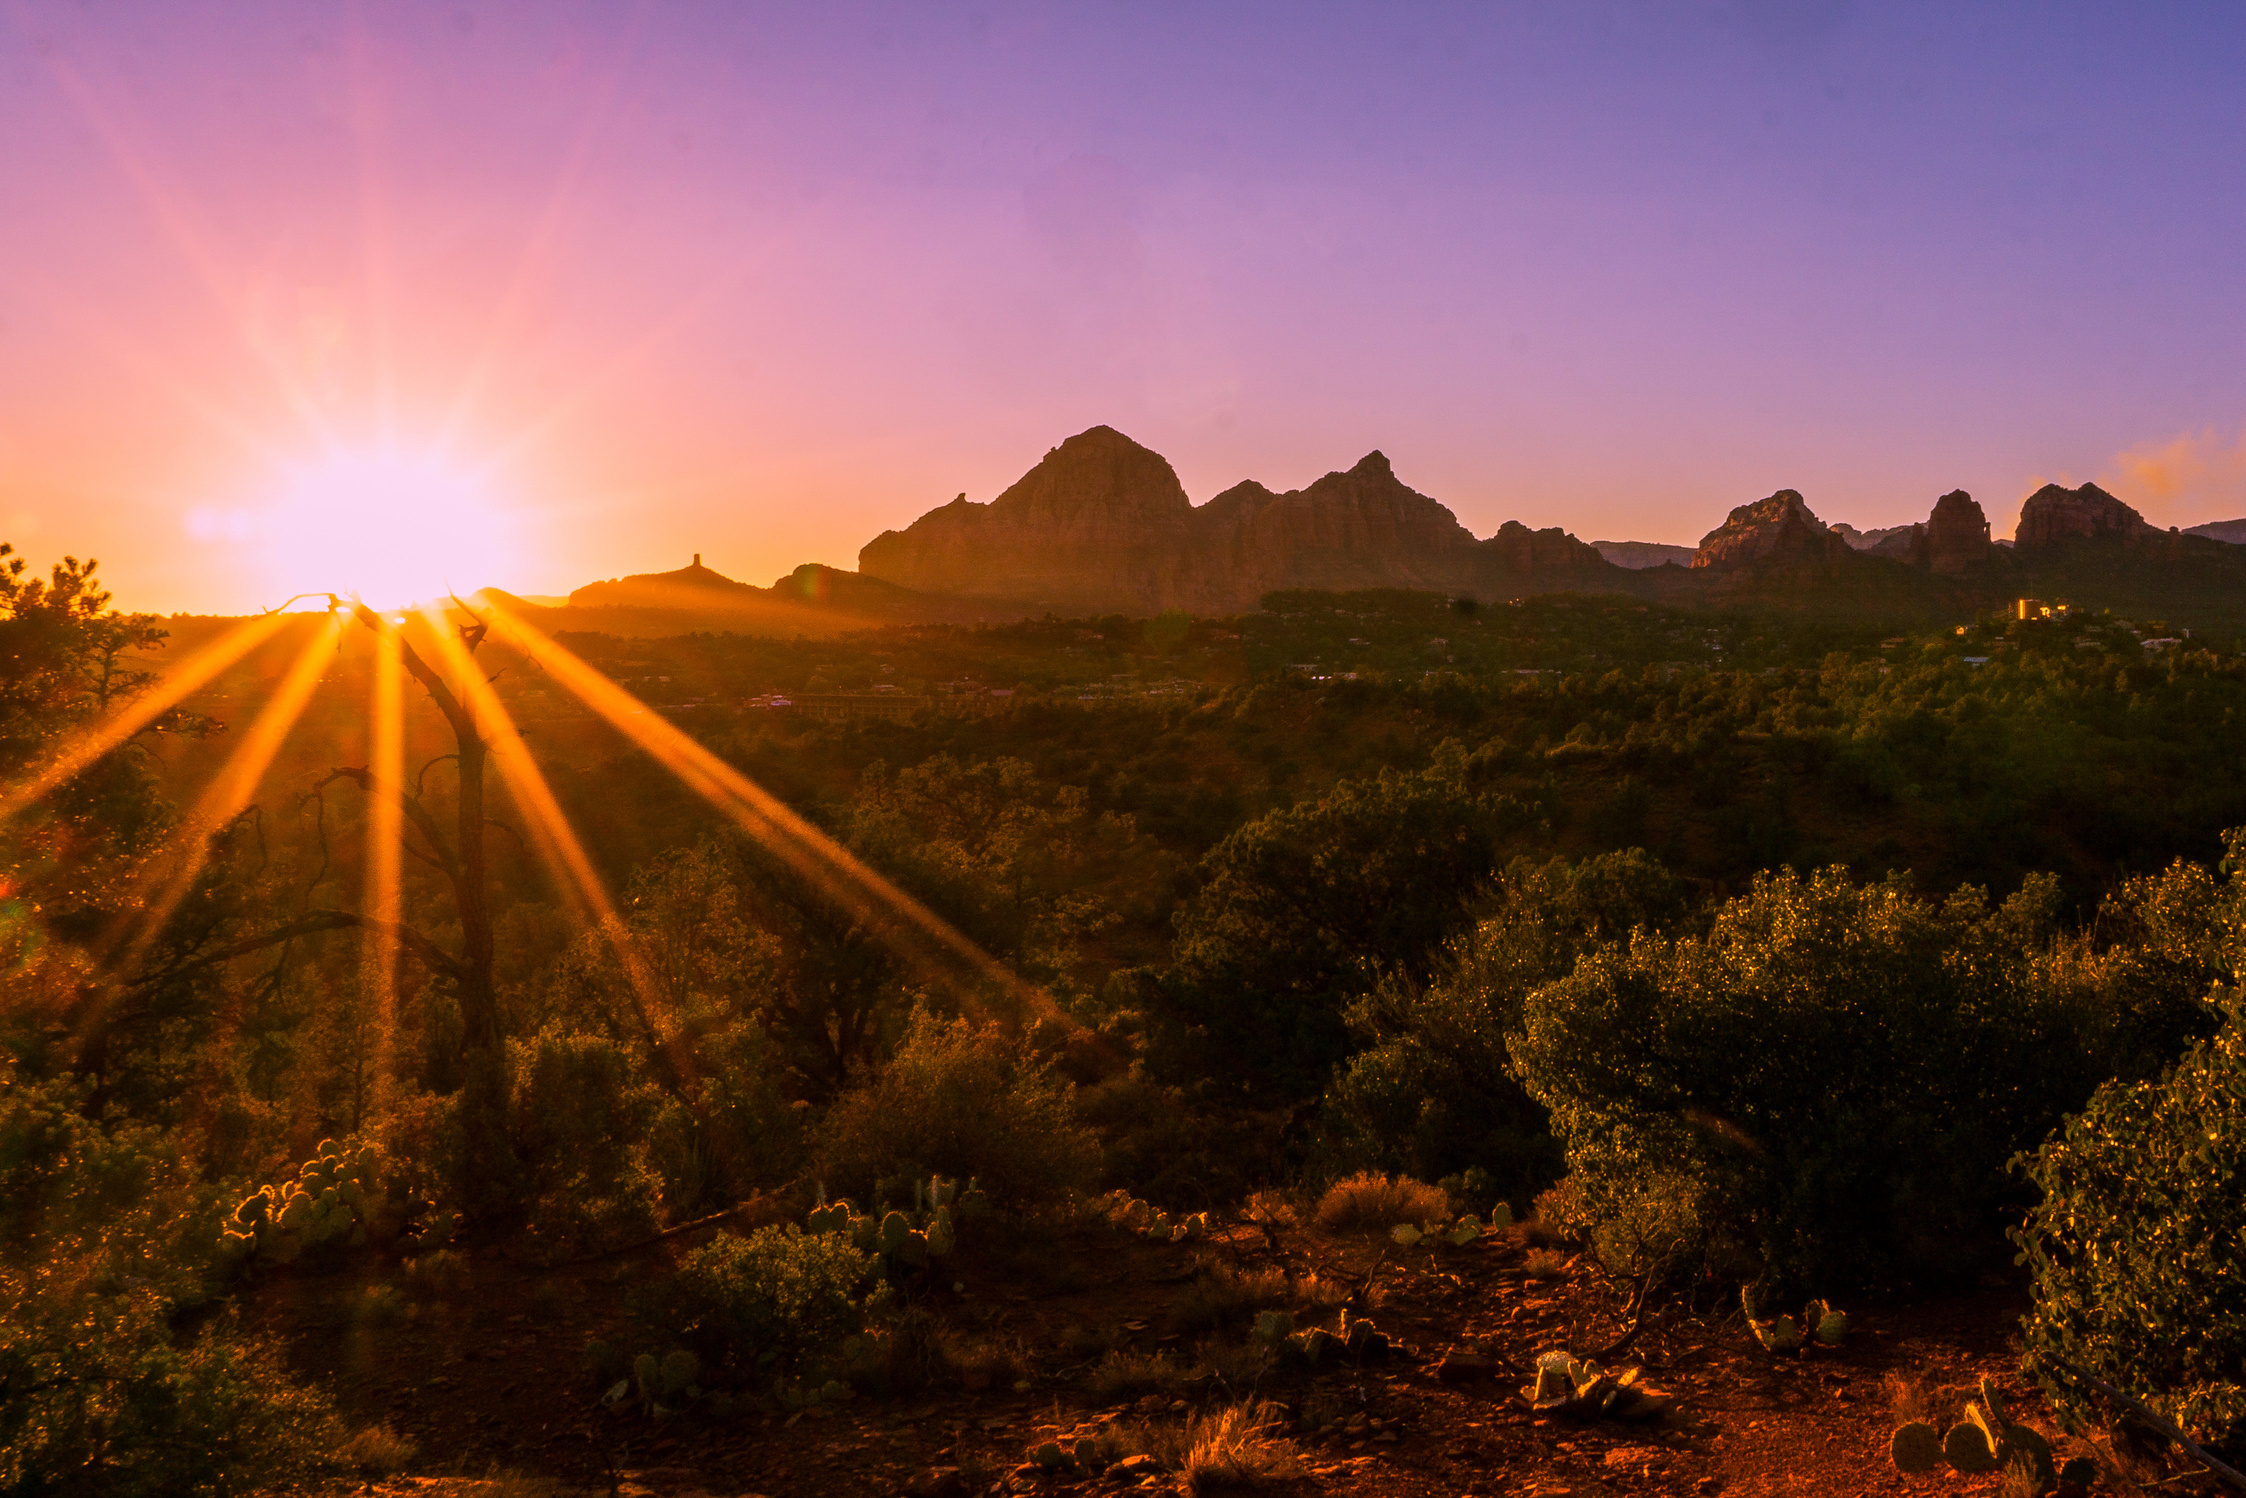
left=1089, top=1349, right=1186, bottom=1403
left=337, top=1423, right=417, bottom=1474
left=1313, top=1173, right=1449, bottom=1235
left=1244, top=1190, right=1302, bottom=1231
left=1162, top=1403, right=1307, bottom=1492
left=1288, top=1270, right=1353, bottom=1311
left=948, top=1334, right=1031, bottom=1393
left=1523, top=1247, right=1570, bottom=1279
left=1173, top=1263, right=1290, bottom=1332
left=1885, top=1370, right=1933, bottom=1425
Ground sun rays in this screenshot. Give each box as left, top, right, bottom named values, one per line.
left=0, top=584, right=1055, bottom=1058
left=101, top=611, right=343, bottom=971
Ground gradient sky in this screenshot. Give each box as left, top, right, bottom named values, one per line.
left=4, top=2, right=2245, bottom=612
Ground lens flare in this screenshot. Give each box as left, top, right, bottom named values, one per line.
left=0, top=609, right=293, bottom=827
left=479, top=598, right=1062, bottom=1021
left=262, top=449, right=517, bottom=608
left=411, top=604, right=702, bottom=1086
left=104, top=613, right=342, bottom=970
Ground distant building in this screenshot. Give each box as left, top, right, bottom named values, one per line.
left=2015, top=598, right=2072, bottom=620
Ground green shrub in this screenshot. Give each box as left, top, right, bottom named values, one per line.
left=0, top=1071, right=224, bottom=1305
left=2013, top=987, right=2246, bottom=1448
left=1316, top=850, right=1681, bottom=1206
left=508, top=1025, right=663, bottom=1254
left=1163, top=742, right=1540, bottom=1095
left=646, top=1225, right=887, bottom=1372
left=694, top=1023, right=809, bottom=1192
left=1514, top=866, right=2195, bottom=1292
left=0, top=1277, right=340, bottom=1498
left=815, top=1012, right=1098, bottom=1207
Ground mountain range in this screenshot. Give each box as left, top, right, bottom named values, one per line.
left=511, top=425, right=2246, bottom=636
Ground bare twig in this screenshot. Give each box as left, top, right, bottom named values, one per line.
left=1591, top=1271, right=1655, bottom=1361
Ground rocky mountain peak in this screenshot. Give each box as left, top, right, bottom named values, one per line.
left=857, top=426, right=1612, bottom=612
left=2014, top=482, right=2152, bottom=551
left=1692, top=490, right=1852, bottom=570
left=988, top=425, right=1192, bottom=523
left=1924, top=490, right=1993, bottom=574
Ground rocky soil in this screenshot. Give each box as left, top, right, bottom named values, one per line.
left=257, top=1207, right=2190, bottom=1498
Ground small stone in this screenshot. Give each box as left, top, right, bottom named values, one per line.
left=1111, top=1454, right=1156, bottom=1475
left=907, top=1468, right=966, bottom=1498
left=1436, top=1353, right=1505, bottom=1383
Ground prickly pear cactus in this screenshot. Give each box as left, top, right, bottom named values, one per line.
left=805, top=1192, right=961, bottom=1277
left=1942, top=1420, right=1999, bottom=1475
left=1519, top=1351, right=1669, bottom=1422
left=806, top=1201, right=854, bottom=1236
left=2000, top=1422, right=2056, bottom=1491
left=1810, top=1301, right=1849, bottom=1345
left=219, top=1137, right=390, bottom=1268
left=1741, top=1286, right=1802, bottom=1352
left=1890, top=1421, right=1943, bottom=1474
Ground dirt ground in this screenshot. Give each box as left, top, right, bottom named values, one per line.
left=257, top=1211, right=2154, bottom=1498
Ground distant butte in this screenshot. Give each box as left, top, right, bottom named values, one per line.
left=531, top=429, right=2246, bottom=636
left=856, top=425, right=1614, bottom=613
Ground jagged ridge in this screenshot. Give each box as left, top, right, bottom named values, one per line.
left=857, top=426, right=1615, bottom=614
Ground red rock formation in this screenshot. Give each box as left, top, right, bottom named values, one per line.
left=856, top=426, right=1197, bottom=611
left=1691, top=491, right=1852, bottom=570
left=858, top=426, right=1614, bottom=613
left=1923, top=490, right=1993, bottom=574
left=569, top=556, right=757, bottom=608
left=2013, top=483, right=2152, bottom=551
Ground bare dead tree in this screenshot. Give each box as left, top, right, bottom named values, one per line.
left=123, top=598, right=520, bottom=1220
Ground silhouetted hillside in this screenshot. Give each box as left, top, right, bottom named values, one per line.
left=857, top=425, right=1618, bottom=613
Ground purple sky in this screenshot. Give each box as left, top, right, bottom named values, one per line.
left=3, top=2, right=2245, bottom=611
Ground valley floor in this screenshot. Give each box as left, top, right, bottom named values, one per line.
left=257, top=1213, right=2131, bottom=1498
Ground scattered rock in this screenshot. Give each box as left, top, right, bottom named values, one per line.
left=907, top=1467, right=967, bottom=1498
left=1436, top=1352, right=1508, bottom=1383
left=1603, top=1445, right=1667, bottom=1468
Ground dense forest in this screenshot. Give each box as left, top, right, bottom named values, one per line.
left=5, top=548, right=2243, bottom=1495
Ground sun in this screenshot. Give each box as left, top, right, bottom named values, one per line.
left=262, top=448, right=519, bottom=608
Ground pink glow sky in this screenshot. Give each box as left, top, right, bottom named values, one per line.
left=3, top=3, right=2245, bottom=612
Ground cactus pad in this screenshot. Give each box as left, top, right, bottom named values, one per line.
left=1997, top=1422, right=2054, bottom=1490
left=1748, top=1314, right=1802, bottom=1353
left=1942, top=1421, right=1999, bottom=1475
left=1890, top=1422, right=1943, bottom=1474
